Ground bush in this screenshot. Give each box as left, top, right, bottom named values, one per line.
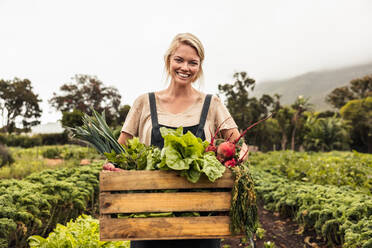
left=5, top=134, right=42, bottom=148
left=0, top=144, right=14, bottom=167
left=40, top=132, right=69, bottom=145
left=0, top=132, right=69, bottom=148
left=113, top=126, right=122, bottom=139
left=41, top=147, right=62, bottom=159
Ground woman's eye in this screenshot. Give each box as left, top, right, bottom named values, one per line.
left=174, top=58, right=182, bottom=62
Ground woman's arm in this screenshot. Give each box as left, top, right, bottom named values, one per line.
left=220, top=128, right=249, bottom=161
left=117, top=131, right=133, bottom=145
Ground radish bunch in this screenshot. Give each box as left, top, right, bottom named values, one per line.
left=102, top=162, right=122, bottom=171
left=206, top=113, right=273, bottom=168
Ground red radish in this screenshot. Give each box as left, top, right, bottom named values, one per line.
left=103, top=163, right=116, bottom=171
left=205, top=144, right=217, bottom=153
left=224, top=158, right=237, bottom=168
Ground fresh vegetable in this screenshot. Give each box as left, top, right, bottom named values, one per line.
left=157, top=127, right=225, bottom=183
left=69, top=109, right=125, bottom=155
left=207, top=113, right=274, bottom=166
left=230, top=163, right=258, bottom=238
left=28, top=214, right=129, bottom=248
left=101, top=123, right=225, bottom=183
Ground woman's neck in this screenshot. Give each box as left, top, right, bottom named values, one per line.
left=165, top=81, right=196, bottom=98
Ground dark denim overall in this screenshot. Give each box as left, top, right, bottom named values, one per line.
left=130, top=92, right=220, bottom=248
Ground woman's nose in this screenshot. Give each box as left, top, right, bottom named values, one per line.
left=180, top=62, right=189, bottom=71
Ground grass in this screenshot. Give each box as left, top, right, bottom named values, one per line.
left=0, top=145, right=103, bottom=179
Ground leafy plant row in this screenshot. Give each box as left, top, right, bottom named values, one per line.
left=249, top=151, right=372, bottom=194
left=0, top=163, right=102, bottom=248
left=9, top=145, right=101, bottom=161
left=0, top=133, right=69, bottom=148
left=28, top=214, right=129, bottom=248
left=251, top=168, right=372, bottom=248
left=0, top=145, right=102, bottom=180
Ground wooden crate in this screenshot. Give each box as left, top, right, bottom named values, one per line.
left=99, top=170, right=241, bottom=241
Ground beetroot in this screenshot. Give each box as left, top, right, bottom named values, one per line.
left=217, top=141, right=236, bottom=161
left=206, top=113, right=273, bottom=166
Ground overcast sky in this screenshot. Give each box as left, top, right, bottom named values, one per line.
left=1, top=0, right=372, bottom=124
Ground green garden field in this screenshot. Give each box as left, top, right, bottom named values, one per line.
left=1, top=147, right=371, bottom=248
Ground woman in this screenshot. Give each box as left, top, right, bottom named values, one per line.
left=112, top=33, right=248, bottom=248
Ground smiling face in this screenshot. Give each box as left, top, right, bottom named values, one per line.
left=169, top=44, right=201, bottom=86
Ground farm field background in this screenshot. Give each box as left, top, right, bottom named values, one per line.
left=0, top=145, right=371, bottom=248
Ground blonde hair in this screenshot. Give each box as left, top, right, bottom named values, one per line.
left=164, top=33, right=205, bottom=85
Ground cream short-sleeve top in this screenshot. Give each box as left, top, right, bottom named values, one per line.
left=121, top=92, right=237, bottom=146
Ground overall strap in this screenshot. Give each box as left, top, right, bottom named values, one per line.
left=148, top=92, right=161, bottom=139
left=195, top=94, right=212, bottom=138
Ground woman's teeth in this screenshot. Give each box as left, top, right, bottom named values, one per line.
left=177, top=72, right=190, bottom=78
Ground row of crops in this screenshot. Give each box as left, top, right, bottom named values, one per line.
left=0, top=162, right=103, bottom=248
left=0, top=147, right=371, bottom=247
left=1, top=145, right=101, bottom=179
left=249, top=151, right=372, bottom=248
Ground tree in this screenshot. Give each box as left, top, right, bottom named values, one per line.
left=49, top=74, right=122, bottom=126
left=0, top=78, right=42, bottom=133
left=112, top=104, right=131, bottom=127
left=303, top=114, right=351, bottom=151
left=61, top=109, right=84, bottom=128
left=326, top=74, right=372, bottom=109
left=290, top=96, right=313, bottom=150
left=326, top=86, right=354, bottom=109
left=254, top=118, right=282, bottom=151
left=317, top=110, right=340, bottom=118
left=275, top=106, right=295, bottom=150
left=218, top=72, right=256, bottom=130
left=218, top=72, right=276, bottom=148
left=340, top=97, right=372, bottom=153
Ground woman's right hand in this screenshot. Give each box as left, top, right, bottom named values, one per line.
left=102, top=162, right=122, bottom=171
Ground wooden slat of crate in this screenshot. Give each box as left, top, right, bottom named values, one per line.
left=100, top=192, right=231, bottom=214
left=100, top=216, right=236, bottom=241
left=99, top=170, right=241, bottom=240
left=100, top=170, right=233, bottom=191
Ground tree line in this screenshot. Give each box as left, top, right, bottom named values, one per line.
left=218, top=72, right=371, bottom=153
left=0, top=75, right=130, bottom=133
left=0, top=73, right=371, bottom=153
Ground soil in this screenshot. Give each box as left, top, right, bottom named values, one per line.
left=221, top=202, right=329, bottom=248
left=44, top=158, right=92, bottom=166
left=44, top=158, right=64, bottom=166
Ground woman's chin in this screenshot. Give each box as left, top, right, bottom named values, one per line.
left=173, top=78, right=192, bottom=86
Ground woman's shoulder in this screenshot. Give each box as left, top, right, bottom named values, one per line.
left=209, top=94, right=223, bottom=104
left=132, top=93, right=151, bottom=107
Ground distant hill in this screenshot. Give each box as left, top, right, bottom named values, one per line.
left=252, top=61, right=372, bottom=111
